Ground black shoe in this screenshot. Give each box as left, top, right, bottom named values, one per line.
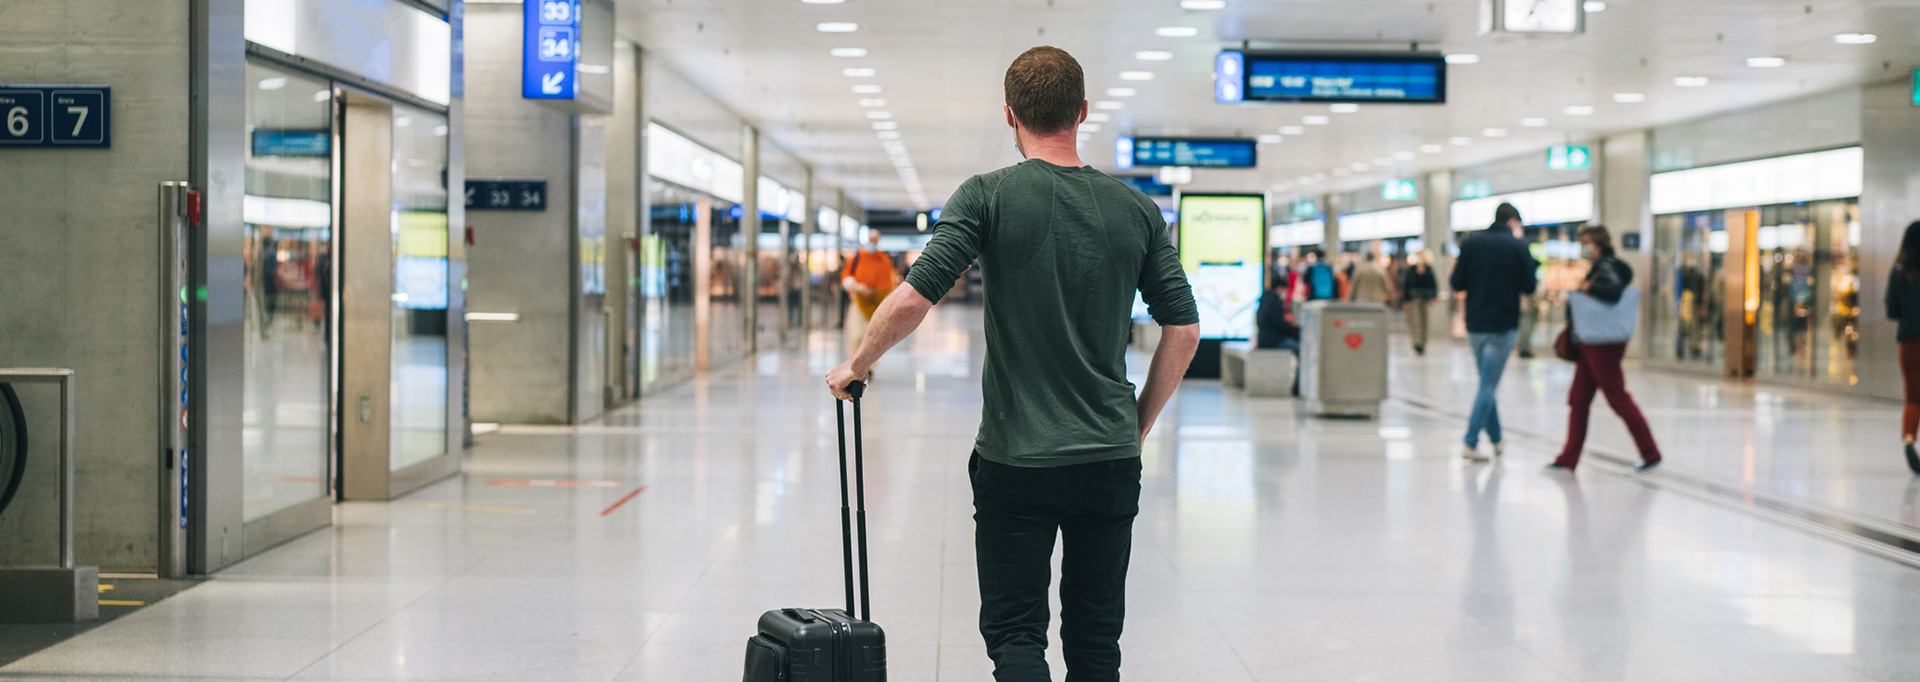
left=1906, top=443, right=1920, bottom=475
left=1546, top=462, right=1573, bottom=471
left=1634, top=460, right=1661, bottom=473
left=1517, top=350, right=1535, bottom=359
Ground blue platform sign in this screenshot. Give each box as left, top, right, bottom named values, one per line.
left=1130, top=137, right=1258, bottom=168
left=1218, top=52, right=1446, bottom=104
left=523, top=0, right=580, bottom=100
left=0, top=86, right=110, bottom=148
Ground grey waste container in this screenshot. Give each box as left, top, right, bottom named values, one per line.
left=1298, top=301, right=1390, bottom=418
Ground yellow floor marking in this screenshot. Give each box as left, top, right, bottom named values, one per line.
left=98, top=600, right=144, bottom=606
left=98, top=573, right=157, bottom=579
left=97, top=585, right=115, bottom=592
left=418, top=502, right=535, bottom=514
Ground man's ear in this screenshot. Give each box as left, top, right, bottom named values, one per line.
left=1078, top=100, right=1088, bottom=125
left=1004, top=106, right=1018, bottom=131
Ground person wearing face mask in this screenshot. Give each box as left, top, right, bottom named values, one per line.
left=1550, top=224, right=1662, bottom=472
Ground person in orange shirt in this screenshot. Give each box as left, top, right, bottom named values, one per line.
left=841, top=230, right=898, bottom=359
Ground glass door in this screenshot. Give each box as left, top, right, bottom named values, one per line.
left=241, top=62, right=334, bottom=522
left=389, top=105, right=450, bottom=471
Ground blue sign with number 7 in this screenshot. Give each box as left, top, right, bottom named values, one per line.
left=0, top=85, right=109, bottom=148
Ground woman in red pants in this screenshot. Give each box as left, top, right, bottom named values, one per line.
left=1551, top=225, right=1662, bottom=472
left=1886, top=221, right=1920, bottom=475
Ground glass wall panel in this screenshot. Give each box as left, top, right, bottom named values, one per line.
left=389, top=105, right=449, bottom=470
left=242, top=62, right=333, bottom=520
left=640, top=181, right=698, bottom=392
left=709, top=199, right=747, bottom=364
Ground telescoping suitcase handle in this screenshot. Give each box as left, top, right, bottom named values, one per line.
left=835, top=381, right=872, bottom=622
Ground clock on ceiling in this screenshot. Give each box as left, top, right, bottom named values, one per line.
left=1479, top=0, right=1586, bottom=35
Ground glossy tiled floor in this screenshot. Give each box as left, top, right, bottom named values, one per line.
left=6, top=305, right=1920, bottom=681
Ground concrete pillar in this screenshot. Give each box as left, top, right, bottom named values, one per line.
left=740, top=125, right=760, bottom=354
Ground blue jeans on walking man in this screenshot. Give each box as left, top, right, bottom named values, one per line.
left=1464, top=330, right=1519, bottom=448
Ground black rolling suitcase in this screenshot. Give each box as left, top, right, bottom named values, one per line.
left=743, top=382, right=886, bottom=681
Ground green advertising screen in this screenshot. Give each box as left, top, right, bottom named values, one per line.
left=1177, top=194, right=1266, bottom=339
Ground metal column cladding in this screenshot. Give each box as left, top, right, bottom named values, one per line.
left=523, top=0, right=580, bottom=99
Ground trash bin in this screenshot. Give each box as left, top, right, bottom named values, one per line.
left=1298, top=301, right=1390, bottom=418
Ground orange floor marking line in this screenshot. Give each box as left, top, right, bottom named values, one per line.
left=598, top=485, right=648, bottom=516
left=98, top=600, right=144, bottom=607
left=488, top=479, right=622, bottom=488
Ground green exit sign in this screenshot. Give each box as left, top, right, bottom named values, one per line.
left=1381, top=179, right=1418, bottom=201
left=1547, top=145, right=1591, bottom=171
left=1290, top=199, right=1318, bottom=218
left=1912, top=68, right=1920, bottom=105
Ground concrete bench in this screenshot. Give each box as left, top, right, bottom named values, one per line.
left=1220, top=341, right=1297, bottom=398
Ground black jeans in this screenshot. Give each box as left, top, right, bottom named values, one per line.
left=970, top=452, right=1143, bottom=682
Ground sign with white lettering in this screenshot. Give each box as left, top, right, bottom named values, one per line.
left=466, top=180, right=548, bottom=211
left=0, top=86, right=110, bottom=148
left=523, top=0, right=580, bottom=100
left=1216, top=53, right=1445, bottom=104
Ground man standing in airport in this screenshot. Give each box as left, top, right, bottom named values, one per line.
left=825, top=45, right=1200, bottom=682
left=840, top=230, right=898, bottom=359
left=1347, top=251, right=1397, bottom=304
left=1299, top=249, right=1339, bottom=302
left=1450, top=202, right=1538, bottom=461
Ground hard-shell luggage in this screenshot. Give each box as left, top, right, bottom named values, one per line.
left=742, top=382, right=886, bottom=681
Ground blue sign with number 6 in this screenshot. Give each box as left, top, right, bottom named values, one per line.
left=0, top=86, right=109, bottom=148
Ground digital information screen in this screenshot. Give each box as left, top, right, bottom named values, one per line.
left=1216, top=51, right=1446, bottom=104
left=1177, top=194, right=1267, bottom=339
left=1127, top=136, right=1258, bottom=168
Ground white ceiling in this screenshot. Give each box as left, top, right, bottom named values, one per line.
left=618, top=0, right=1920, bottom=211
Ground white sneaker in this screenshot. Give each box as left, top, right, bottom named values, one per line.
left=1491, top=442, right=1504, bottom=457
left=1462, top=445, right=1490, bottom=461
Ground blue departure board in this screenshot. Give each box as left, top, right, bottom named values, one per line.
left=1130, top=137, right=1257, bottom=168
left=1119, top=174, right=1173, bottom=196
left=1217, top=52, right=1446, bottom=104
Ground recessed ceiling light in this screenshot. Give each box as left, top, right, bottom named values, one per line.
left=1583, top=1, right=1606, bottom=11
left=852, top=84, right=883, bottom=94
left=1303, top=115, right=1330, bottom=125
left=865, top=111, right=892, bottom=119
left=1135, top=51, right=1174, bottom=61
left=871, top=121, right=898, bottom=130
left=1372, top=157, right=1392, bottom=165
left=842, top=67, right=876, bottom=77
left=1521, top=117, right=1548, bottom=127
left=859, top=98, right=887, bottom=107
left=876, top=130, right=901, bottom=139
left=1350, top=163, right=1370, bottom=171
left=1155, top=26, right=1200, bottom=37
left=1420, top=144, right=1444, bottom=153
left=830, top=47, right=868, bottom=57
left=1444, top=54, right=1480, bottom=65
left=1613, top=92, right=1645, bottom=103
left=1563, top=105, right=1594, bottom=115
left=1079, top=123, right=1101, bottom=132
left=1674, top=76, right=1710, bottom=87
left=1314, top=173, right=1328, bottom=180
left=1180, top=0, right=1227, bottom=9
left=1483, top=128, right=1509, bottom=137
left=1449, top=137, right=1472, bottom=146
left=1746, top=56, right=1786, bottom=68
left=1086, top=113, right=1111, bottom=122
left=1094, top=100, right=1124, bottom=110
left=1329, top=103, right=1360, bottom=113
left=1119, top=71, right=1155, bottom=81
left=1392, top=151, right=1415, bottom=160
left=1106, top=87, right=1138, bottom=97
left=1279, top=125, right=1305, bottom=135
left=1834, top=33, right=1877, bottom=45
left=1257, top=134, right=1283, bottom=144
left=259, top=77, right=287, bottom=90
left=816, top=22, right=858, bottom=32
left=1333, top=168, right=1352, bottom=177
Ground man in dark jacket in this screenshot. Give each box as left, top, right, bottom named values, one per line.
left=1255, top=279, right=1303, bottom=395
left=1448, top=202, right=1539, bottom=461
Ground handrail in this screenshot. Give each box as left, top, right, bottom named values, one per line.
left=0, top=369, right=75, bottom=569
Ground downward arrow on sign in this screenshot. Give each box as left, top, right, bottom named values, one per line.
left=542, top=71, right=566, bottom=95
